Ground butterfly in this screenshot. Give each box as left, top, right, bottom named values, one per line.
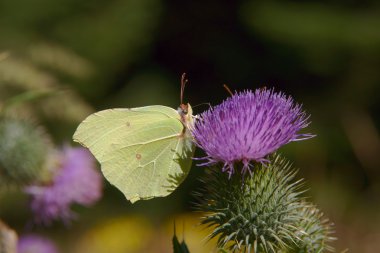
left=73, top=74, right=195, bottom=203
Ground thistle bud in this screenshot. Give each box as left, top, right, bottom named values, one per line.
left=195, top=154, right=333, bottom=252
left=286, top=203, right=335, bottom=253
left=0, top=117, right=53, bottom=187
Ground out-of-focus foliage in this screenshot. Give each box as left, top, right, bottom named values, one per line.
left=73, top=215, right=154, bottom=253
left=242, top=2, right=380, bottom=53
left=0, top=0, right=162, bottom=102
left=0, top=50, right=93, bottom=124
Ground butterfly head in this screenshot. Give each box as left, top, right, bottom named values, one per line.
left=178, top=103, right=193, bottom=127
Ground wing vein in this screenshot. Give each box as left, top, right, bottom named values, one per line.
left=116, top=133, right=180, bottom=150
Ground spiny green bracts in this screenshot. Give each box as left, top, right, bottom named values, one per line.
left=195, top=154, right=306, bottom=253
left=0, top=117, right=53, bottom=187
left=285, top=202, right=335, bottom=253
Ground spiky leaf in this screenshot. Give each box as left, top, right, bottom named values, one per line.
left=173, top=224, right=190, bottom=253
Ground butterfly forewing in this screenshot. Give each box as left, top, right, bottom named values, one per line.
left=74, top=106, right=180, bottom=161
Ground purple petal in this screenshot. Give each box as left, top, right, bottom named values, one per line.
left=191, top=89, right=314, bottom=175
left=18, top=235, right=59, bottom=253
left=25, top=146, right=103, bottom=225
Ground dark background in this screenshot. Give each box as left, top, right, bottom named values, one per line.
left=0, top=0, right=379, bottom=252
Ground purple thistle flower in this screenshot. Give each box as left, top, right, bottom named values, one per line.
left=191, top=89, right=314, bottom=175
left=25, top=146, right=103, bottom=225
left=18, top=234, right=59, bottom=253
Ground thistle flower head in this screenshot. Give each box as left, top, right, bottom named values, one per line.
left=25, top=146, right=103, bottom=225
left=0, top=117, right=52, bottom=187
left=191, top=89, right=314, bottom=175
left=18, top=235, right=59, bottom=253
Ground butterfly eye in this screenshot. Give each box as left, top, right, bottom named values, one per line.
left=178, top=104, right=188, bottom=115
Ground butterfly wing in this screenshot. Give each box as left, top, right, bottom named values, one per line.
left=73, top=105, right=194, bottom=203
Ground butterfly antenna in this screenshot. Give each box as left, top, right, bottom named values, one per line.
left=192, top=102, right=212, bottom=109
left=180, top=73, right=188, bottom=104
left=223, top=84, right=234, bottom=96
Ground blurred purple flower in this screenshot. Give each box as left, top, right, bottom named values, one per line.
left=25, top=146, right=103, bottom=225
left=191, top=89, right=314, bottom=175
left=18, top=234, right=59, bottom=253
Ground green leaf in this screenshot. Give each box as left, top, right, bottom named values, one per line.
left=172, top=223, right=190, bottom=253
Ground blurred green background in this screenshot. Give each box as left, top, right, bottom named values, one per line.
left=0, top=0, right=380, bottom=252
